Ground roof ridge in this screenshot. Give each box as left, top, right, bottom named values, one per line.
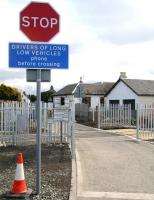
left=121, top=78, right=154, bottom=82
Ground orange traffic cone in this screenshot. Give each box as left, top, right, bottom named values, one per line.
left=11, top=152, right=27, bottom=194
left=5, top=152, right=32, bottom=198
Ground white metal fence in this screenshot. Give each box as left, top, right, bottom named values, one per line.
left=137, top=104, right=154, bottom=140
left=99, top=104, right=132, bottom=128
left=0, top=101, right=73, bottom=146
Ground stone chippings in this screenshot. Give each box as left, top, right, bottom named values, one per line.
left=0, top=143, right=72, bottom=200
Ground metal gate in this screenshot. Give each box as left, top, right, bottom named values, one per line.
left=99, top=104, right=132, bottom=129
left=136, top=104, right=154, bottom=140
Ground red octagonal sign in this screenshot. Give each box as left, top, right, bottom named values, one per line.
left=20, top=2, right=60, bottom=42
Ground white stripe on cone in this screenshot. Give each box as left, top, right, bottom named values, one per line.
left=15, top=164, right=25, bottom=180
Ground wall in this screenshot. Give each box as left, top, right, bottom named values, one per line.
left=82, top=95, right=102, bottom=108
left=105, top=81, right=139, bottom=107
left=53, top=95, right=82, bottom=108
left=139, top=96, right=154, bottom=105
left=21, top=93, right=30, bottom=103
left=53, top=95, right=71, bottom=108
left=91, top=95, right=100, bottom=108
left=53, top=93, right=102, bottom=109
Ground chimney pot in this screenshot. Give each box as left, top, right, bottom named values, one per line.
left=119, top=72, right=127, bottom=79
left=80, top=77, right=83, bottom=83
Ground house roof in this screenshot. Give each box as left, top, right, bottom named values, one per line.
left=54, top=82, right=114, bottom=96
left=53, top=83, right=78, bottom=96
left=105, top=78, right=154, bottom=96
left=81, top=82, right=114, bottom=95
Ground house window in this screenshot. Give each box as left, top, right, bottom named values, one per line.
left=61, top=97, right=65, bottom=105
left=82, top=97, right=91, bottom=106
left=100, top=97, right=104, bottom=104
left=123, top=99, right=135, bottom=110
left=109, top=100, right=119, bottom=105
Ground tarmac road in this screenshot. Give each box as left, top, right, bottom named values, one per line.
left=75, top=124, right=154, bottom=200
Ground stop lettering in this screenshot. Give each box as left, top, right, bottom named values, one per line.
left=21, top=16, right=58, bottom=28
left=20, top=2, right=60, bottom=42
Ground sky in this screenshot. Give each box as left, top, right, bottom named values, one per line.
left=1, top=0, right=154, bottom=94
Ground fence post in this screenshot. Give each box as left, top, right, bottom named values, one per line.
left=60, top=121, right=63, bottom=144
left=92, top=108, right=95, bottom=122
left=136, top=104, right=140, bottom=140
left=97, top=104, right=100, bottom=129
left=68, top=106, right=71, bottom=145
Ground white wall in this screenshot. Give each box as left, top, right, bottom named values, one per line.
left=139, top=96, right=154, bottom=105
left=91, top=95, right=100, bottom=108
left=81, top=95, right=101, bottom=108
left=21, top=94, right=30, bottom=103
left=105, top=81, right=139, bottom=107
left=53, top=95, right=71, bottom=108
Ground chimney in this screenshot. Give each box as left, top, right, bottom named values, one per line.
left=119, top=72, right=127, bottom=79
left=80, top=77, right=83, bottom=83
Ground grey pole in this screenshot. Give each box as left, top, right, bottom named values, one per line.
left=71, top=98, right=75, bottom=159
left=36, top=69, right=41, bottom=194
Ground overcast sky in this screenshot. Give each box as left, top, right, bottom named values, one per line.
left=1, top=0, right=154, bottom=94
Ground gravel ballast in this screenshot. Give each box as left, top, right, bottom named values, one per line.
left=0, top=143, right=72, bottom=200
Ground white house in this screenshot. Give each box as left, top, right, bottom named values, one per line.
left=105, top=77, right=154, bottom=109
left=20, top=90, right=30, bottom=103
left=53, top=83, right=77, bottom=108
left=53, top=80, right=114, bottom=109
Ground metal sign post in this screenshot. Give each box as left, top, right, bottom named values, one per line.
left=26, top=69, right=50, bottom=195
left=36, top=69, right=41, bottom=194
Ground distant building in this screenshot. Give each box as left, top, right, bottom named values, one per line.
left=20, top=90, right=30, bottom=103
left=105, top=76, right=154, bottom=109
left=53, top=79, right=114, bottom=108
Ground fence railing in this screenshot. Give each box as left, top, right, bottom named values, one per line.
left=75, top=103, right=132, bottom=129
left=0, top=101, right=73, bottom=146
left=99, top=104, right=132, bottom=128
left=137, top=104, right=154, bottom=140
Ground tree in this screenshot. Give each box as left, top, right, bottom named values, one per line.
left=41, top=85, right=56, bottom=102
left=28, top=85, right=56, bottom=103
left=28, top=94, right=37, bottom=102
left=0, top=84, right=21, bottom=101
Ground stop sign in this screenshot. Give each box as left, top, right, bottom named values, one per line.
left=20, top=2, right=60, bottom=42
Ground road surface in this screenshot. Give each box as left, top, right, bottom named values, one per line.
left=75, top=124, right=154, bottom=200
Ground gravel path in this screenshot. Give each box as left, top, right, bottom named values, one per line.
left=0, top=143, right=72, bottom=200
